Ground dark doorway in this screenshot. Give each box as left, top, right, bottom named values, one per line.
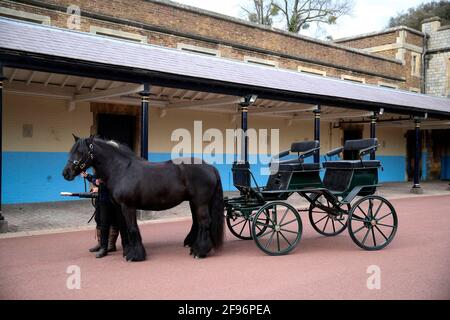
left=97, top=113, right=136, bottom=151
left=406, top=130, right=421, bottom=181
left=343, top=128, right=363, bottom=160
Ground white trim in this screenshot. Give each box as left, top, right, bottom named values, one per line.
left=341, top=75, right=366, bottom=83
left=177, top=43, right=220, bottom=57
left=90, top=26, right=147, bottom=43
left=0, top=7, right=50, bottom=25
left=378, top=81, right=399, bottom=89
left=244, top=56, right=278, bottom=68
left=298, top=66, right=326, bottom=76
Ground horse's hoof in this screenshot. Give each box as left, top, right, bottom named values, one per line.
left=194, top=255, right=200, bottom=259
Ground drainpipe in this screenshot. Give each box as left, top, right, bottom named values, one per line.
left=421, top=32, right=428, bottom=94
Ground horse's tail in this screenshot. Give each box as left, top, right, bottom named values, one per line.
left=209, top=167, right=225, bottom=250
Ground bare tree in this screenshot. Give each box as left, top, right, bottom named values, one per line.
left=274, top=0, right=353, bottom=33
left=241, top=0, right=280, bottom=26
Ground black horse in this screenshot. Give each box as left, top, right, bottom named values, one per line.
left=62, top=135, right=224, bottom=262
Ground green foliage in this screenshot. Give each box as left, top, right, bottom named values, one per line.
left=388, top=1, right=450, bottom=30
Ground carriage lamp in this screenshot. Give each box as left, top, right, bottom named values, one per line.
left=239, top=94, right=258, bottom=107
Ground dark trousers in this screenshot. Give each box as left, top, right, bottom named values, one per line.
left=95, top=200, right=120, bottom=249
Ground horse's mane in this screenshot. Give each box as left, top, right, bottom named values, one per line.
left=93, top=137, right=139, bottom=160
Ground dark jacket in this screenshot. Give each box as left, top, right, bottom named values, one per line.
left=85, top=174, right=111, bottom=203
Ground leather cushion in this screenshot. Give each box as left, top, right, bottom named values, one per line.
left=323, top=160, right=381, bottom=169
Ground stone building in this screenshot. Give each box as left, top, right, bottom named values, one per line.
left=0, top=0, right=449, bottom=204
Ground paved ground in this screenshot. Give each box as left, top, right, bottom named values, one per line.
left=2, top=181, right=450, bottom=234
left=0, top=194, right=449, bottom=300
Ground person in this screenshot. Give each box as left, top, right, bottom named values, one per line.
left=81, top=171, right=119, bottom=258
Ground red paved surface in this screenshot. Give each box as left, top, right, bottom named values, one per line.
left=0, top=195, right=449, bottom=300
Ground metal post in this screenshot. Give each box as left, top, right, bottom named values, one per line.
left=411, top=118, right=423, bottom=194
left=140, top=83, right=150, bottom=160
left=370, top=114, right=377, bottom=160
left=240, top=105, right=249, bottom=163
left=0, top=64, right=7, bottom=233
left=313, top=105, right=321, bottom=163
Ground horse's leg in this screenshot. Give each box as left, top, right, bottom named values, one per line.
left=184, top=201, right=198, bottom=248
left=191, top=204, right=213, bottom=259
left=121, top=205, right=147, bottom=262
left=115, top=204, right=130, bottom=258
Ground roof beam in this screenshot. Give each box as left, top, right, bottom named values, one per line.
left=165, top=96, right=241, bottom=110
left=8, top=68, right=18, bottom=83
left=250, top=106, right=316, bottom=115
left=44, top=73, right=54, bottom=86
left=71, top=84, right=144, bottom=103
left=60, top=75, right=70, bottom=88
left=26, top=71, right=36, bottom=86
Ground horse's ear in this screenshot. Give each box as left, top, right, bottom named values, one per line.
left=72, top=134, right=80, bottom=142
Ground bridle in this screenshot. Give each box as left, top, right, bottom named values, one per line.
left=68, top=142, right=94, bottom=171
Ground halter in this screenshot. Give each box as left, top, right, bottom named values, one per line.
left=68, top=142, right=94, bottom=171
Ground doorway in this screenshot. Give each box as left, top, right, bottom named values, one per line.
left=97, top=113, right=136, bottom=151
left=343, top=128, right=363, bottom=160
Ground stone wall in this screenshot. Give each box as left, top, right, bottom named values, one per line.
left=423, top=18, right=450, bottom=97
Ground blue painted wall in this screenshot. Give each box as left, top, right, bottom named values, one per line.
left=2, top=152, right=87, bottom=204
left=2, top=151, right=408, bottom=204
left=441, top=156, right=450, bottom=180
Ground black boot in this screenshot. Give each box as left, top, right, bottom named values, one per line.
left=107, top=226, right=119, bottom=252
left=96, top=247, right=108, bottom=258
left=96, top=227, right=109, bottom=258
left=89, top=228, right=102, bottom=252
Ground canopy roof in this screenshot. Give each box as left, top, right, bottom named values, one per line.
left=0, top=18, right=449, bottom=118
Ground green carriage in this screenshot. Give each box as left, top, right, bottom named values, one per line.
left=224, top=138, right=398, bottom=255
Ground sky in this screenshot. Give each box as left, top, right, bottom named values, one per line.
left=174, top=0, right=435, bottom=39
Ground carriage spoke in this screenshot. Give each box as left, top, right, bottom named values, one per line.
left=362, top=228, right=371, bottom=245
left=280, top=228, right=300, bottom=236
left=264, top=231, right=276, bottom=249
left=276, top=232, right=281, bottom=251
left=312, top=215, right=328, bottom=225
left=231, top=219, right=246, bottom=228
left=278, top=208, right=290, bottom=226
left=373, top=201, right=384, bottom=219
left=331, top=219, right=336, bottom=233
left=374, top=226, right=389, bottom=241
left=371, top=228, right=377, bottom=247
left=239, top=220, right=248, bottom=236
left=353, top=224, right=367, bottom=234
left=255, top=221, right=273, bottom=228
left=280, top=218, right=299, bottom=227
left=350, top=214, right=367, bottom=222
left=336, top=218, right=345, bottom=227
left=368, top=198, right=374, bottom=218
left=357, top=205, right=369, bottom=219
left=259, top=228, right=275, bottom=238
left=279, top=231, right=292, bottom=247
left=377, top=212, right=393, bottom=222
left=322, top=217, right=330, bottom=232
left=376, top=222, right=396, bottom=229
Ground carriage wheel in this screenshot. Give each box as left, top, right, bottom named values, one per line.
left=252, top=202, right=302, bottom=256
left=226, top=210, right=269, bottom=240
left=309, top=194, right=350, bottom=237
left=348, top=195, right=398, bottom=251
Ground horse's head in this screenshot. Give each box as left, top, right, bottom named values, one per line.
left=62, top=134, right=95, bottom=181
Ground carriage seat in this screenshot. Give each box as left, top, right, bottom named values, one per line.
left=270, top=140, right=320, bottom=172
left=324, top=138, right=380, bottom=169
left=323, top=160, right=380, bottom=169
